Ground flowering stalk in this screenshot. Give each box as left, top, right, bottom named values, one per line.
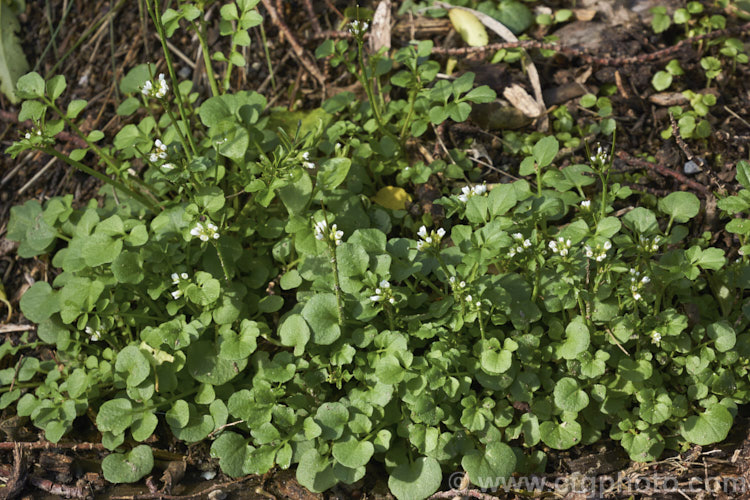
left=145, top=0, right=198, bottom=155
left=315, top=219, right=345, bottom=325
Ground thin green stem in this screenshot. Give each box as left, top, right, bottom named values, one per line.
left=330, top=245, right=345, bottom=326
left=193, top=19, right=221, bottom=97
left=259, top=22, right=276, bottom=91
left=147, top=0, right=199, bottom=155
left=162, top=103, right=194, bottom=161
left=211, top=240, right=231, bottom=283
left=356, top=41, right=388, bottom=136
left=41, top=147, right=158, bottom=211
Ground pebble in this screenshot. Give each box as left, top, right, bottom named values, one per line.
left=684, top=160, right=701, bottom=175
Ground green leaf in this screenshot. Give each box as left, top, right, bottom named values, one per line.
left=218, top=320, right=259, bottom=360
left=463, top=85, right=496, bottom=103
left=279, top=314, right=310, bottom=356
left=336, top=243, right=368, bottom=277
left=20, top=282, right=59, bottom=323
left=621, top=429, right=664, bottom=462
left=315, top=402, right=348, bottom=441
left=332, top=436, right=374, bottom=469
left=296, top=449, right=337, bottom=493
left=317, top=158, right=351, bottom=191
left=166, top=400, right=190, bottom=429
left=388, top=456, right=442, bottom=500
left=46, top=74, right=66, bottom=101
left=622, top=207, right=658, bottom=234
left=96, top=398, right=133, bottom=435
left=652, top=71, right=673, bottom=91
left=0, top=2, right=30, bottom=103
left=659, top=192, right=700, bottom=222
left=301, top=294, right=341, bottom=345
left=102, top=445, right=153, bottom=483
left=707, top=321, right=736, bottom=352
left=16, top=71, right=44, bottom=99
left=279, top=172, right=312, bottom=215
left=211, top=431, right=252, bottom=477
left=554, top=377, right=589, bottom=412
left=112, top=251, right=144, bottom=284
left=557, top=317, right=590, bottom=360
left=131, top=413, right=158, bottom=442
left=680, top=404, right=733, bottom=446
left=539, top=420, right=581, bottom=449
left=461, top=442, right=516, bottom=487
left=115, top=346, right=150, bottom=387
left=736, top=161, right=750, bottom=188
left=532, top=136, right=559, bottom=168
left=596, top=217, right=621, bottom=239
left=487, top=184, right=517, bottom=216
left=187, top=340, right=247, bottom=385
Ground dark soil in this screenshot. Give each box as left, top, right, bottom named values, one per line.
left=2, top=0, right=750, bottom=498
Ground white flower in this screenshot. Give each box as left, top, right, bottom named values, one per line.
left=641, top=276, right=650, bottom=284
left=389, top=297, right=396, bottom=304
left=459, top=281, right=466, bottom=288
left=149, top=139, right=168, bottom=163
left=449, top=276, right=456, bottom=284
left=171, top=273, right=180, bottom=284
left=302, top=152, right=310, bottom=160
left=651, top=331, right=662, bottom=344
left=465, top=294, right=473, bottom=302
left=331, top=224, right=344, bottom=246
left=349, top=19, right=369, bottom=35
left=416, top=226, right=445, bottom=252
left=85, top=326, right=102, bottom=342
left=379, top=280, right=390, bottom=289
left=523, top=239, right=532, bottom=248
left=585, top=246, right=594, bottom=258
left=457, top=183, right=488, bottom=203
left=632, top=292, right=642, bottom=301
left=304, top=161, right=315, bottom=169
left=180, top=272, right=188, bottom=279
left=190, top=221, right=220, bottom=241
left=370, top=295, right=382, bottom=302
left=161, top=163, right=176, bottom=171
left=580, top=200, right=591, bottom=209
left=512, top=233, right=523, bottom=241
left=603, top=240, right=612, bottom=250
left=171, top=290, right=183, bottom=300
left=141, top=73, right=169, bottom=99
left=24, top=132, right=31, bottom=139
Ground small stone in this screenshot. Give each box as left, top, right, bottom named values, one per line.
left=684, top=160, right=701, bottom=175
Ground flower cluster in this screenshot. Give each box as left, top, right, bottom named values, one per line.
left=85, top=326, right=102, bottom=342
left=628, top=268, right=650, bottom=301
left=548, top=237, right=572, bottom=257
left=170, top=272, right=189, bottom=300
left=314, top=219, right=344, bottom=247
left=416, top=225, right=446, bottom=252
left=190, top=221, right=220, bottom=242
left=141, top=73, right=169, bottom=99
left=508, top=233, right=533, bottom=258
left=302, top=151, right=315, bottom=170
left=23, top=129, right=42, bottom=140
left=149, top=139, right=168, bottom=163
left=465, top=294, right=482, bottom=310
left=448, top=276, right=467, bottom=291
left=457, top=183, right=488, bottom=203
left=370, top=280, right=395, bottom=305
left=584, top=240, right=612, bottom=262
left=349, top=20, right=369, bottom=36
left=589, top=144, right=608, bottom=168
left=580, top=199, right=591, bottom=210
left=651, top=330, right=662, bottom=345
left=638, top=235, right=662, bottom=253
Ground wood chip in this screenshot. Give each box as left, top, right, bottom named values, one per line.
left=369, top=0, right=391, bottom=53
left=503, top=84, right=542, bottom=117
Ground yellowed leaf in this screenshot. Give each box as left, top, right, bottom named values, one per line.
left=372, top=186, right=412, bottom=210
left=448, top=9, right=489, bottom=47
